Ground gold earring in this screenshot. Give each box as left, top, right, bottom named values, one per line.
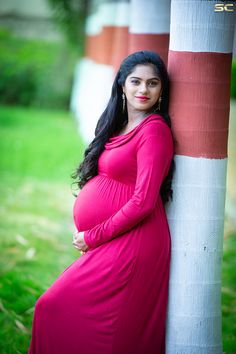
left=157, top=96, right=162, bottom=111
left=122, top=93, right=126, bottom=113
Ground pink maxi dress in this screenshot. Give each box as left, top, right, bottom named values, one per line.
left=28, top=113, right=174, bottom=354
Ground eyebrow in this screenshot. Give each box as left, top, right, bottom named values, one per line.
left=129, top=76, right=160, bottom=81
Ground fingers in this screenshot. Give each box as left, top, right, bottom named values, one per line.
left=73, top=230, right=79, bottom=242
left=72, top=243, right=84, bottom=255
left=72, top=230, right=88, bottom=255
left=73, top=230, right=85, bottom=243
left=72, top=242, right=79, bottom=249
left=72, top=241, right=87, bottom=254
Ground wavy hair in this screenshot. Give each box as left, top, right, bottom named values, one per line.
left=71, top=50, right=176, bottom=205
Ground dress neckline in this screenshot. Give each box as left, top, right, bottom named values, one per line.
left=112, top=113, right=157, bottom=138
left=105, top=113, right=165, bottom=149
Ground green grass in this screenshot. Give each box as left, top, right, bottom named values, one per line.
left=0, top=104, right=235, bottom=353
left=0, top=105, right=85, bottom=353
left=222, top=233, right=236, bottom=353
left=0, top=105, right=85, bottom=181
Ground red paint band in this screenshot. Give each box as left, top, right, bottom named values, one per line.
left=85, top=26, right=128, bottom=66
left=168, top=50, right=232, bottom=158
left=129, top=33, right=169, bottom=66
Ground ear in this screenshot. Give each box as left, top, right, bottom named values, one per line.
left=122, top=85, right=126, bottom=94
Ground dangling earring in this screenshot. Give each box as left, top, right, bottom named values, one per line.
left=157, top=96, right=162, bottom=111
left=153, top=95, right=162, bottom=113
left=153, top=106, right=158, bottom=113
left=122, top=92, right=126, bottom=113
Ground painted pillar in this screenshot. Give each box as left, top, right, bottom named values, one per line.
left=70, top=0, right=130, bottom=143
left=129, top=0, right=171, bottom=65
left=110, top=1, right=130, bottom=71
left=165, top=1, right=236, bottom=353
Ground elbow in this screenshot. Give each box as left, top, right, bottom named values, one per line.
left=127, top=195, right=157, bottom=220
left=140, top=202, right=156, bottom=218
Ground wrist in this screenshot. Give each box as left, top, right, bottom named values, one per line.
left=84, top=230, right=93, bottom=249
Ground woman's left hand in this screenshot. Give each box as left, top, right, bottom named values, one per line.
left=72, top=230, right=89, bottom=254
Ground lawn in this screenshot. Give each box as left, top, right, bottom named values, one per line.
left=0, top=104, right=235, bottom=353
left=0, top=105, right=86, bottom=353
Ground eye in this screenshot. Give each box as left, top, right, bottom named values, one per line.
left=130, top=79, right=140, bottom=85
left=148, top=80, right=159, bottom=87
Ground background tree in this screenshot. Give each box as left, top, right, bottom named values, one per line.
left=47, top=0, right=88, bottom=49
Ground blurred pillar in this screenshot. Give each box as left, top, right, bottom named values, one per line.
left=165, top=1, right=236, bottom=353
left=70, top=0, right=130, bottom=142
left=128, top=0, right=171, bottom=66
left=71, top=0, right=119, bottom=142
left=110, top=1, right=129, bottom=71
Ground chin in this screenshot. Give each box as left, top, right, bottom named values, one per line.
left=135, top=103, right=152, bottom=109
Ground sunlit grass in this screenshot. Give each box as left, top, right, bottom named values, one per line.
left=0, top=105, right=85, bottom=181
left=0, top=105, right=85, bottom=353
left=222, top=233, right=236, bottom=353
left=215, top=99, right=236, bottom=353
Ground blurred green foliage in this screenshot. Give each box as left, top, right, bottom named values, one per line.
left=47, top=0, right=88, bottom=48
left=0, top=29, right=79, bottom=109
left=231, top=59, right=236, bottom=99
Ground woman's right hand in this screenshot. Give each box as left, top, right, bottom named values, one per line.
left=72, top=230, right=89, bottom=255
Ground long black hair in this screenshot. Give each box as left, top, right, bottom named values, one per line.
left=71, top=50, right=175, bottom=204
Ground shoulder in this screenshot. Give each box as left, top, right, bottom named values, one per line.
left=135, top=114, right=174, bottom=153
left=138, top=114, right=172, bottom=139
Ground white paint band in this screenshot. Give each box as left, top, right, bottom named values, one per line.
left=169, top=0, right=236, bottom=53
left=70, top=58, right=114, bottom=142
left=165, top=154, right=227, bottom=354
left=86, top=1, right=130, bottom=36
left=130, top=0, right=171, bottom=34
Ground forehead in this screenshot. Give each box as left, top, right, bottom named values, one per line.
left=127, top=64, right=159, bottom=79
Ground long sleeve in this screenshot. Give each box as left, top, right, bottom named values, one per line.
left=84, top=122, right=174, bottom=249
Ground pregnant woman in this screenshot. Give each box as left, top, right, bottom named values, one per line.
left=28, top=50, right=175, bottom=354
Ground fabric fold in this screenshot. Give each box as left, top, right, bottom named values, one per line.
left=105, top=113, right=165, bottom=149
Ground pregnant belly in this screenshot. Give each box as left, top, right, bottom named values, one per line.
left=73, top=175, right=133, bottom=231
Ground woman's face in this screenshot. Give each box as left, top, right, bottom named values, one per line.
left=122, top=64, right=162, bottom=115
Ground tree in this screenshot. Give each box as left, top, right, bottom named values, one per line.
left=47, top=0, right=88, bottom=48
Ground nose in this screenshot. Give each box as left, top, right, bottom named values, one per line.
left=139, top=82, right=148, bottom=94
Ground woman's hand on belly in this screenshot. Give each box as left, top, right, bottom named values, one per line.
left=72, top=230, right=89, bottom=254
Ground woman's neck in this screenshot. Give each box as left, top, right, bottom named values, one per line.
left=126, top=109, right=152, bottom=127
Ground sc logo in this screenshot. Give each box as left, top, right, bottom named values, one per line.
left=214, top=3, right=234, bottom=12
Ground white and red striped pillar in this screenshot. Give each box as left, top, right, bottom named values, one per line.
left=128, top=0, right=171, bottom=65
left=110, top=1, right=130, bottom=71
left=70, top=0, right=130, bottom=142
left=165, top=1, right=236, bottom=353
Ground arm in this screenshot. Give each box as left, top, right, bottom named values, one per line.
left=84, top=122, right=174, bottom=249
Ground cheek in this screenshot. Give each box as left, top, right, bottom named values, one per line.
left=152, top=88, right=161, bottom=99
left=127, top=84, right=135, bottom=92
left=126, top=88, right=135, bottom=98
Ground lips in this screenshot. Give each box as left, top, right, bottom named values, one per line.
left=135, top=96, right=150, bottom=101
